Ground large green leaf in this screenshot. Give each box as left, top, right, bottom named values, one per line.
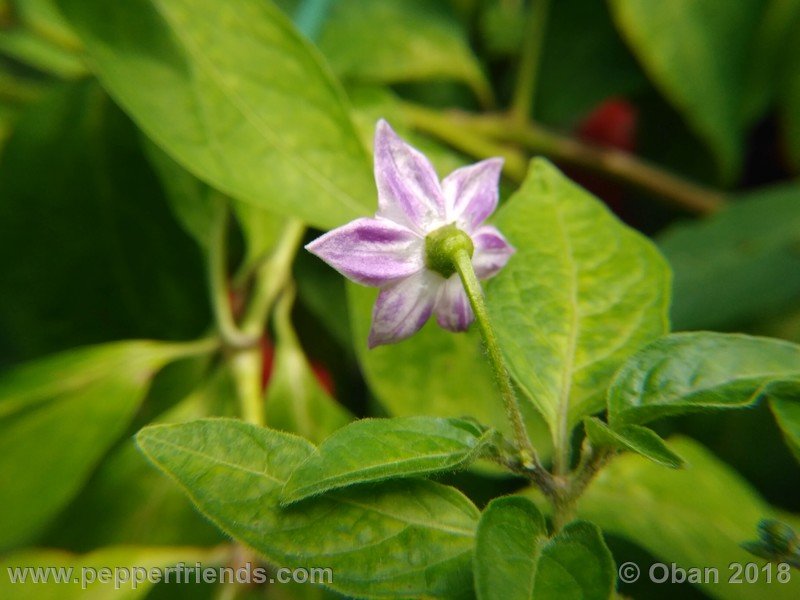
left=579, top=436, right=800, bottom=600
left=318, top=0, right=491, bottom=105
left=282, top=416, right=492, bottom=504
left=487, top=159, right=669, bottom=440
left=474, top=497, right=615, bottom=600
left=608, top=332, right=800, bottom=426
left=0, top=545, right=223, bottom=600
left=265, top=288, right=352, bottom=444
left=583, top=417, right=684, bottom=469
left=137, top=418, right=479, bottom=599
left=347, top=283, right=552, bottom=458
left=0, top=340, right=210, bottom=550
left=608, top=0, right=763, bottom=181
left=43, top=362, right=236, bottom=550
left=474, top=496, right=547, bottom=600
left=0, top=81, right=209, bottom=364
left=58, top=0, right=374, bottom=229
left=659, top=184, right=800, bottom=331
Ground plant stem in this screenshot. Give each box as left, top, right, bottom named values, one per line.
left=401, top=103, right=726, bottom=215
left=451, top=248, right=538, bottom=469
left=240, top=219, right=306, bottom=337
left=510, top=0, right=551, bottom=123
left=476, top=113, right=726, bottom=215
left=231, top=346, right=265, bottom=425
left=209, top=201, right=260, bottom=349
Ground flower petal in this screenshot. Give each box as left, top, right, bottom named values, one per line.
left=305, top=217, right=424, bottom=287
left=472, top=225, right=515, bottom=280
left=374, top=120, right=446, bottom=233
left=434, top=276, right=474, bottom=332
left=442, top=158, right=503, bottom=231
left=368, top=270, right=441, bottom=348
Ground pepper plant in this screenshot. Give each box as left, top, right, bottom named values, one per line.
left=1, top=1, right=800, bottom=599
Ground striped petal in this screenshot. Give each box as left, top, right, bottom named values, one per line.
left=442, top=158, right=503, bottom=232
left=368, top=270, right=441, bottom=348
left=374, top=120, right=446, bottom=234
left=434, top=276, right=474, bottom=332
left=305, top=217, right=423, bottom=287
left=472, top=225, right=515, bottom=280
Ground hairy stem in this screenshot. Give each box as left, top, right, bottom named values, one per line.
left=452, top=249, right=539, bottom=470
left=510, top=0, right=551, bottom=123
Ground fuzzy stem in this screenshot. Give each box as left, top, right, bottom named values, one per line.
left=451, top=249, right=537, bottom=468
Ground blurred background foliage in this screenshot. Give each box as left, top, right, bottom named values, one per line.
left=1, top=0, right=800, bottom=598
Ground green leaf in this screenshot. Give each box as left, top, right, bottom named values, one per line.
left=659, top=184, right=800, bottom=331
left=0, top=340, right=209, bottom=550
left=533, top=521, right=615, bottom=600
left=0, top=30, right=86, bottom=78
left=282, top=416, right=492, bottom=504
left=608, top=332, right=800, bottom=426
left=265, top=288, right=352, bottom=444
left=43, top=362, right=235, bottom=550
left=578, top=436, right=800, bottom=600
left=741, top=0, right=800, bottom=125
left=146, top=141, right=286, bottom=272
left=58, top=0, right=374, bottom=229
left=474, top=496, right=547, bottom=600
left=143, top=141, right=221, bottom=254
left=583, top=417, right=684, bottom=469
left=319, top=0, right=492, bottom=106
left=608, top=0, right=764, bottom=181
left=536, top=0, right=647, bottom=127
left=770, top=396, right=800, bottom=463
left=14, top=0, right=82, bottom=52
left=487, top=158, right=669, bottom=440
left=137, top=418, right=479, bottom=599
left=0, top=81, right=209, bottom=364
left=0, top=545, right=223, bottom=600
left=474, top=497, right=615, bottom=600
left=347, top=283, right=552, bottom=459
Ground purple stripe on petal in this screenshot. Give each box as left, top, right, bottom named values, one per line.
left=368, top=271, right=441, bottom=347
left=305, top=217, right=424, bottom=287
left=374, top=120, right=446, bottom=234
left=434, top=276, right=474, bottom=332
left=472, top=225, right=515, bottom=280
left=442, top=158, right=503, bottom=232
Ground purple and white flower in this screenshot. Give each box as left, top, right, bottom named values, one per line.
left=306, top=120, right=514, bottom=348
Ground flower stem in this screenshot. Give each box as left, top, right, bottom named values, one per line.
left=240, top=219, right=306, bottom=337
left=230, top=346, right=265, bottom=425
left=209, top=200, right=259, bottom=349
left=451, top=248, right=537, bottom=469
left=510, top=0, right=552, bottom=123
